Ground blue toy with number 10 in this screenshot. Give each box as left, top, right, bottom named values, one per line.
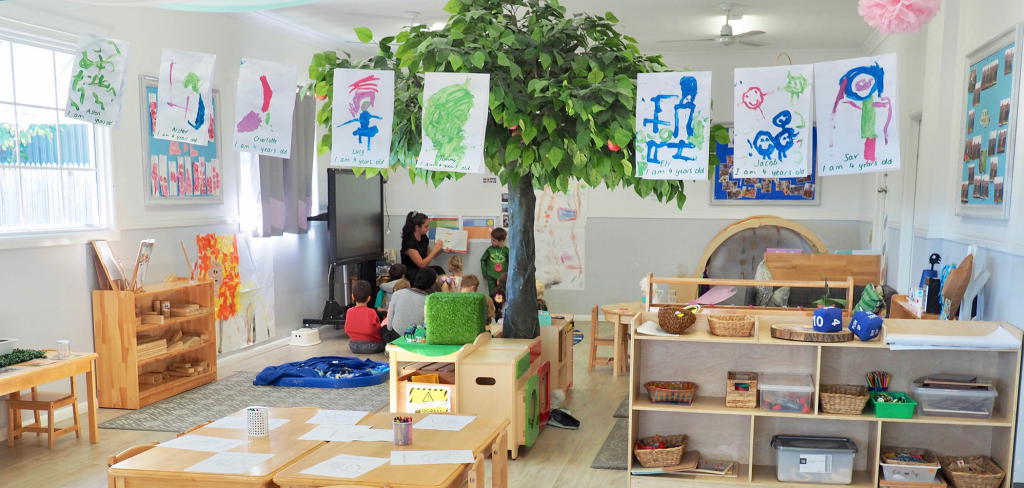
left=813, top=306, right=844, bottom=333
left=849, top=310, right=883, bottom=341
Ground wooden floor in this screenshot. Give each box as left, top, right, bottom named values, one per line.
left=0, top=323, right=629, bottom=488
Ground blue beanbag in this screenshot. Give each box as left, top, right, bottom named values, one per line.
left=849, top=311, right=883, bottom=341
left=813, top=306, right=844, bottom=333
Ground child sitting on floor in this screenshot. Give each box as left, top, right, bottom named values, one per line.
left=345, top=280, right=384, bottom=354
left=536, top=280, right=549, bottom=312
left=440, top=256, right=464, bottom=292
left=375, top=264, right=408, bottom=317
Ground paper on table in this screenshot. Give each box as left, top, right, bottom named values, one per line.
left=413, top=414, right=476, bottom=431
left=184, top=452, right=274, bottom=474
left=886, top=326, right=1020, bottom=350
left=299, top=453, right=389, bottom=479
left=637, top=320, right=678, bottom=337
left=306, top=410, right=370, bottom=425
left=298, top=424, right=373, bottom=442
left=206, top=417, right=290, bottom=430
left=336, top=429, right=394, bottom=442
left=390, top=450, right=475, bottom=465
left=435, top=228, right=469, bottom=253
left=158, top=435, right=250, bottom=453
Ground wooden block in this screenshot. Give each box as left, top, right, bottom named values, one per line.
left=184, top=303, right=200, bottom=310
left=168, top=370, right=196, bottom=377
left=199, top=361, right=210, bottom=370
left=200, top=333, right=210, bottom=343
left=139, top=373, right=164, bottom=384
left=171, top=366, right=196, bottom=374
left=161, top=372, right=170, bottom=381
left=141, top=315, right=165, bottom=325
left=172, top=362, right=192, bottom=369
left=170, top=330, right=183, bottom=344
left=167, top=341, right=183, bottom=353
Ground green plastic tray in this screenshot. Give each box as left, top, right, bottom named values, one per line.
left=870, top=391, right=917, bottom=419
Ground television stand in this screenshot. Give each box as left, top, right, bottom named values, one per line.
left=302, top=262, right=347, bottom=329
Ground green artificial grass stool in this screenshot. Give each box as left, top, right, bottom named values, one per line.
left=425, top=292, right=487, bottom=345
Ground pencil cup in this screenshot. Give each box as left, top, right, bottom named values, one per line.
left=394, top=420, right=412, bottom=446
left=246, top=406, right=269, bottom=437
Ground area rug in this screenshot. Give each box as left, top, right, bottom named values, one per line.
left=99, top=371, right=390, bottom=433
left=590, top=418, right=628, bottom=470
left=613, top=396, right=629, bottom=418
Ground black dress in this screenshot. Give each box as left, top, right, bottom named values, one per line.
left=400, top=234, right=429, bottom=281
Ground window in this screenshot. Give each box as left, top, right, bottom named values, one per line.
left=0, top=35, right=109, bottom=236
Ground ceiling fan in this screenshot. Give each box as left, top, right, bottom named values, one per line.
left=659, top=3, right=768, bottom=47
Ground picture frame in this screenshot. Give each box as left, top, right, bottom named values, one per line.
left=129, top=239, right=155, bottom=292
left=710, top=127, right=822, bottom=206
left=955, top=23, right=1022, bottom=219
left=91, top=240, right=126, bottom=291
left=139, top=75, right=224, bottom=206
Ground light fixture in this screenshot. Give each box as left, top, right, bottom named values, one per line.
left=430, top=22, right=446, bottom=31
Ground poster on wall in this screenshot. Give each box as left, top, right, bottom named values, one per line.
left=711, top=128, right=820, bottom=205
left=733, top=64, right=813, bottom=178
left=814, top=53, right=900, bottom=176
left=534, top=182, right=587, bottom=291
left=233, top=58, right=298, bottom=157
left=417, top=72, right=490, bottom=174
left=155, top=48, right=217, bottom=145
left=330, top=69, right=395, bottom=169
left=956, top=24, right=1022, bottom=219
left=141, top=76, right=222, bottom=206
left=197, top=233, right=275, bottom=354
left=64, top=33, right=131, bottom=128
left=634, top=72, right=713, bottom=180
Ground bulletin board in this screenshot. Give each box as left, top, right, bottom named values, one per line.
left=710, top=127, right=820, bottom=205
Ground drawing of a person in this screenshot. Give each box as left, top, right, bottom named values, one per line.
left=771, top=110, right=798, bottom=160
left=830, top=62, right=892, bottom=163
left=750, top=131, right=775, bottom=159
left=339, top=100, right=382, bottom=150
left=339, top=75, right=382, bottom=150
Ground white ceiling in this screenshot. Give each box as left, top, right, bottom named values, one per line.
left=256, top=0, right=878, bottom=55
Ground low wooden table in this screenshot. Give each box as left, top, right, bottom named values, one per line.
left=274, top=412, right=510, bottom=488
left=0, top=351, right=99, bottom=444
left=600, top=302, right=642, bottom=376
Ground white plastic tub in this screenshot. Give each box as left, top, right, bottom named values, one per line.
left=760, top=373, right=815, bottom=414
left=912, top=376, right=997, bottom=419
left=0, top=338, right=17, bottom=355
left=772, top=435, right=858, bottom=484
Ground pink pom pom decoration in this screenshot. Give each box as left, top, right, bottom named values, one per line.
left=858, top=0, right=941, bottom=35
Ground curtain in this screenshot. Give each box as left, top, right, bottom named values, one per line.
left=257, top=92, right=315, bottom=237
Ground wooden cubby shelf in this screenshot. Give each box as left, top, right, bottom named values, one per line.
left=136, top=341, right=214, bottom=367
left=135, top=311, right=215, bottom=333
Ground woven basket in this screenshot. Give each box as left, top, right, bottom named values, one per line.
left=938, top=456, right=1005, bottom=488
left=708, top=315, right=756, bottom=337
left=726, top=371, right=758, bottom=408
left=881, top=446, right=939, bottom=467
left=820, top=384, right=870, bottom=415
left=658, top=306, right=696, bottom=335
left=644, top=381, right=698, bottom=404
left=634, top=434, right=688, bottom=468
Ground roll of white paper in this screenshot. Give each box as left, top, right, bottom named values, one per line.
left=246, top=406, right=269, bottom=437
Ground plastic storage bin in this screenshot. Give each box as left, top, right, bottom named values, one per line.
left=911, top=377, right=997, bottom=419
left=772, top=435, right=858, bottom=484
left=871, top=392, right=918, bottom=419
left=879, top=447, right=939, bottom=483
left=760, top=373, right=815, bottom=414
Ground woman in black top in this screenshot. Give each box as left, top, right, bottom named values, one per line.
left=400, top=211, right=443, bottom=282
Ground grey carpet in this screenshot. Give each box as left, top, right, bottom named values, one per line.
left=99, top=371, right=390, bottom=433
left=591, top=418, right=628, bottom=470
left=614, top=396, right=629, bottom=418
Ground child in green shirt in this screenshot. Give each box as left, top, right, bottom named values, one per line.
left=480, top=227, right=509, bottom=294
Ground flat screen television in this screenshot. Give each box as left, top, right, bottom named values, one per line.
left=328, top=168, right=383, bottom=264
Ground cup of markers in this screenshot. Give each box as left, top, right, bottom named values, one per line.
left=394, top=416, right=412, bottom=446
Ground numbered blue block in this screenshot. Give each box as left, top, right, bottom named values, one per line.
left=849, top=310, right=883, bottom=341
left=813, top=306, right=844, bottom=333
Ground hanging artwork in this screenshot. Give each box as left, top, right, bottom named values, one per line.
left=233, top=58, right=298, bottom=157
left=330, top=68, right=395, bottom=169
left=956, top=24, right=1021, bottom=219
left=815, top=53, right=900, bottom=175
left=197, top=233, right=275, bottom=354
left=155, top=48, right=217, bottom=145
left=733, top=64, right=813, bottom=178
left=64, top=33, right=131, bottom=128
left=534, top=182, right=587, bottom=291
left=417, top=72, right=490, bottom=174
left=634, top=72, right=713, bottom=180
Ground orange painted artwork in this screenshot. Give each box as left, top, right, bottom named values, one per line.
left=197, top=233, right=241, bottom=323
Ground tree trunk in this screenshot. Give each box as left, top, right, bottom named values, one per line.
left=503, top=171, right=540, bottom=339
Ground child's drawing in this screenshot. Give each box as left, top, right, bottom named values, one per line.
left=634, top=72, right=712, bottom=180
left=815, top=53, right=901, bottom=175
left=417, top=72, right=490, bottom=174
left=733, top=64, right=813, bottom=178
left=233, top=58, right=298, bottom=157
left=412, top=414, right=477, bottom=431
left=159, top=434, right=249, bottom=453
left=65, top=33, right=130, bottom=128
left=331, top=69, right=395, bottom=169
left=299, top=454, right=389, bottom=479
left=155, top=49, right=216, bottom=145
left=534, top=183, right=587, bottom=291
left=306, top=409, right=370, bottom=425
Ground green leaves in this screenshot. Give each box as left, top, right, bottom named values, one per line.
left=448, top=53, right=464, bottom=70
left=354, top=27, right=373, bottom=43
left=539, top=52, right=552, bottom=70
left=443, top=0, right=463, bottom=14
left=587, top=69, right=604, bottom=84
left=470, top=51, right=485, bottom=68
left=496, top=52, right=511, bottom=67
left=605, top=11, right=619, bottom=23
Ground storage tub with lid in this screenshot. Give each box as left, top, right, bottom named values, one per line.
left=760, top=373, right=815, bottom=414
left=911, top=376, right=997, bottom=419
left=771, top=435, right=858, bottom=484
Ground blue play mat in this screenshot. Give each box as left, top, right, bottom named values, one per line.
left=254, top=356, right=389, bottom=389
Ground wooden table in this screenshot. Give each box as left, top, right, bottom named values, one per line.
left=600, top=302, right=642, bottom=376
left=0, top=351, right=99, bottom=444
left=275, top=412, right=510, bottom=488
left=108, top=407, right=327, bottom=488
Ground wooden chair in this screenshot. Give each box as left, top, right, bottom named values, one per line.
left=177, top=419, right=214, bottom=437
left=6, top=379, right=80, bottom=449
left=588, top=305, right=615, bottom=372
left=107, top=442, right=158, bottom=467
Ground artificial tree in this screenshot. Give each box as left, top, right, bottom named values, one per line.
left=306, top=0, right=729, bottom=339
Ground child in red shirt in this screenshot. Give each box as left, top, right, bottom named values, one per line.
left=346, top=280, right=384, bottom=354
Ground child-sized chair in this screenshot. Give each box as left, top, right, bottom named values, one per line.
left=6, top=379, right=81, bottom=449
left=588, top=305, right=616, bottom=372
left=107, top=442, right=159, bottom=467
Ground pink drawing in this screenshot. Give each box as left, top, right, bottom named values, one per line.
left=191, top=148, right=198, bottom=157
left=159, top=175, right=168, bottom=196
left=177, top=161, right=186, bottom=195
left=260, top=75, right=273, bottom=113
left=151, top=162, right=159, bottom=196
left=168, top=141, right=182, bottom=156
left=149, top=100, right=158, bottom=135
left=236, top=111, right=261, bottom=133
left=740, top=86, right=773, bottom=118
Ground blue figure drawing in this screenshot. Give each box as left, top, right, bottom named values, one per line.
left=751, top=131, right=775, bottom=159
left=339, top=100, right=382, bottom=150
left=643, top=76, right=699, bottom=164
left=747, top=110, right=799, bottom=160
left=188, top=95, right=206, bottom=131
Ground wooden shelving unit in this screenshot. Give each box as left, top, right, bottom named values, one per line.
left=92, top=279, right=218, bottom=409
left=627, top=312, right=1021, bottom=488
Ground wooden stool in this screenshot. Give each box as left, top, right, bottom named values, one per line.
left=6, top=379, right=81, bottom=449
left=588, top=305, right=615, bottom=372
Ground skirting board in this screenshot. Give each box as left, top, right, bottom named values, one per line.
left=217, top=334, right=292, bottom=367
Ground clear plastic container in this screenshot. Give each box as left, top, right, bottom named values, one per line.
left=772, top=435, right=858, bottom=484
left=911, top=376, right=998, bottom=419
left=760, top=373, right=815, bottom=414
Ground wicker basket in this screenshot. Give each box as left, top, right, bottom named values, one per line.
left=658, top=306, right=696, bottom=335
left=820, top=384, right=870, bottom=415
left=881, top=446, right=939, bottom=466
left=634, top=434, right=688, bottom=468
left=726, top=372, right=758, bottom=408
left=708, top=315, right=756, bottom=337
left=938, top=456, right=1005, bottom=488
left=644, top=381, right=698, bottom=404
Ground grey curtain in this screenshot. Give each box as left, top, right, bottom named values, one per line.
left=258, top=92, right=315, bottom=236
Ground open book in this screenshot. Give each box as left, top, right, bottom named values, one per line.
left=435, top=228, right=469, bottom=253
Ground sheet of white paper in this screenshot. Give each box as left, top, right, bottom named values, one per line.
left=65, top=33, right=131, bottom=128
left=335, top=429, right=394, bottom=442
left=158, top=435, right=249, bottom=453
left=184, top=452, right=274, bottom=474
left=306, top=410, right=370, bottom=425
left=298, top=424, right=373, bottom=442
left=814, top=53, right=901, bottom=175
left=733, top=64, right=814, bottom=178
left=534, top=183, right=587, bottom=291
left=413, top=414, right=476, bottom=432
left=417, top=72, right=490, bottom=174
left=233, top=58, right=298, bottom=157
left=331, top=68, right=395, bottom=169
left=390, top=450, right=475, bottom=465
left=434, top=228, right=469, bottom=253
left=155, top=48, right=217, bottom=145
left=637, top=320, right=678, bottom=337
left=206, top=417, right=290, bottom=430
left=886, top=326, right=1020, bottom=350
left=299, top=454, right=389, bottom=479
left=634, top=72, right=713, bottom=180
